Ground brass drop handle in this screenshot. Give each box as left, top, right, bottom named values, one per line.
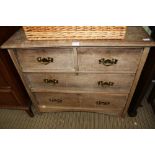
left=37, top=57, right=54, bottom=65
left=44, top=79, right=58, bottom=85
left=98, top=81, right=114, bottom=87
left=99, top=58, right=118, bottom=66
left=96, top=101, right=110, bottom=105
left=49, top=98, right=62, bottom=103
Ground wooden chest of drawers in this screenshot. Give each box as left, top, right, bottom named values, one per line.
left=2, top=27, right=155, bottom=116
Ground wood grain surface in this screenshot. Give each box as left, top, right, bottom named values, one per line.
left=25, top=72, right=135, bottom=93
left=1, top=27, right=155, bottom=49
left=2, top=26, right=153, bottom=116
left=16, top=48, right=75, bottom=72
left=77, top=47, right=142, bottom=73
left=34, top=92, right=79, bottom=107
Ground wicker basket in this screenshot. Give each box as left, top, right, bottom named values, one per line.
left=23, top=26, right=127, bottom=40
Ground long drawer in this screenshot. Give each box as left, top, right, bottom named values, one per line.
left=16, top=48, right=75, bottom=72
left=34, top=92, right=127, bottom=115
left=77, top=47, right=142, bottom=73
left=25, top=73, right=135, bottom=93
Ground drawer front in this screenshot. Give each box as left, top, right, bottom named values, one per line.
left=34, top=92, right=79, bottom=107
left=77, top=48, right=142, bottom=73
left=25, top=73, right=134, bottom=93
left=34, top=92, right=127, bottom=115
left=79, top=93, right=127, bottom=109
left=16, top=48, right=74, bottom=71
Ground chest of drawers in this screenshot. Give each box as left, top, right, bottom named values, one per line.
left=2, top=27, right=155, bottom=116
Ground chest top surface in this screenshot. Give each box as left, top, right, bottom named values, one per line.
left=1, top=26, right=155, bottom=49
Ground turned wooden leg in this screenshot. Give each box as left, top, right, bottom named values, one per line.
left=147, top=84, right=155, bottom=103
left=147, top=84, right=155, bottom=114
left=128, top=109, right=137, bottom=117
left=25, top=106, right=34, bottom=117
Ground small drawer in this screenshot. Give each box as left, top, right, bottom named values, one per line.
left=77, top=47, right=142, bottom=73
left=16, top=48, right=74, bottom=72
left=34, top=92, right=79, bottom=107
left=25, top=73, right=134, bottom=93
left=79, top=93, right=128, bottom=109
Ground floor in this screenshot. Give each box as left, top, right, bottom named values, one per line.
left=0, top=96, right=155, bottom=129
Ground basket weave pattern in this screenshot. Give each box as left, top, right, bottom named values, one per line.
left=23, top=26, right=126, bottom=40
